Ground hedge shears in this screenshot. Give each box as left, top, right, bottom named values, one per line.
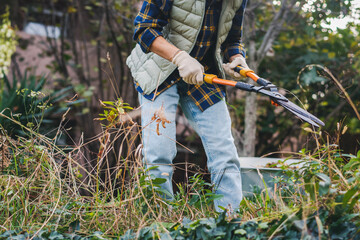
left=204, top=66, right=325, bottom=128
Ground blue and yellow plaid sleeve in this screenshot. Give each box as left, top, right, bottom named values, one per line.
left=223, top=43, right=246, bottom=61
left=222, top=0, right=248, bottom=61
left=133, top=0, right=172, bottom=53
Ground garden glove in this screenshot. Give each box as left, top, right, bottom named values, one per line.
left=223, top=55, right=250, bottom=80
left=172, top=51, right=204, bottom=85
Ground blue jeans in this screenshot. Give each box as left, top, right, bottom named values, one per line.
left=139, top=82, right=242, bottom=211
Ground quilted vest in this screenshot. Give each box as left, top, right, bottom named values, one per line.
left=126, top=0, right=243, bottom=95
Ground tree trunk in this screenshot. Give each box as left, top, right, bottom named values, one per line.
left=243, top=93, right=257, bottom=156
left=243, top=40, right=258, bottom=157
left=241, top=0, right=298, bottom=156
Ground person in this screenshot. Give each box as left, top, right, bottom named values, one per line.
left=126, top=0, right=249, bottom=212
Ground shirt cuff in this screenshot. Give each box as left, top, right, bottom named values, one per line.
left=223, top=44, right=246, bottom=62
left=136, top=27, right=162, bottom=53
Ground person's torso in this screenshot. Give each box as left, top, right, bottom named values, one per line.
left=126, top=0, right=243, bottom=95
left=191, top=0, right=222, bottom=74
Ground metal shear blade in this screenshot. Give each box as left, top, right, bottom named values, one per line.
left=276, top=99, right=325, bottom=127
left=258, top=89, right=288, bottom=101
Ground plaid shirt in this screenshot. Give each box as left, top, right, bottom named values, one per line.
left=133, top=0, right=247, bottom=111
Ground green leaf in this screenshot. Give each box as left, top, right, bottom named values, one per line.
left=147, top=166, right=159, bottom=171
left=49, top=231, right=65, bottom=240
left=315, top=173, right=331, bottom=183
left=159, top=232, right=173, bottom=240
left=234, top=229, right=247, bottom=235
left=151, top=177, right=167, bottom=185
left=300, top=68, right=328, bottom=86
left=342, top=187, right=358, bottom=205
left=7, top=234, right=28, bottom=240
left=349, top=194, right=360, bottom=210
left=328, top=52, right=336, bottom=58
left=102, top=101, right=115, bottom=105
left=0, top=230, right=17, bottom=238
left=258, top=222, right=269, bottom=229
left=69, top=219, right=80, bottom=233
left=344, top=159, right=360, bottom=171
left=155, top=188, right=173, bottom=198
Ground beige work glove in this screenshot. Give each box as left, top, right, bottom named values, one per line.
left=172, top=51, right=204, bottom=85
left=222, top=55, right=249, bottom=80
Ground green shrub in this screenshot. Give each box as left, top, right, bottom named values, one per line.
left=1, top=96, right=359, bottom=239
left=120, top=147, right=360, bottom=240
left=0, top=72, right=72, bottom=138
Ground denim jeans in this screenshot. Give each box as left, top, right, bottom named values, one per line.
left=139, top=81, right=242, bottom=211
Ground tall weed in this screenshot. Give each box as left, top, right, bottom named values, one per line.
left=0, top=97, right=359, bottom=239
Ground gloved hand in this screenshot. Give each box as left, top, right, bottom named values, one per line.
left=222, top=55, right=250, bottom=80
left=172, top=51, right=204, bottom=85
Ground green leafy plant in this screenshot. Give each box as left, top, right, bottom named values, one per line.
left=264, top=146, right=360, bottom=239
left=1, top=96, right=359, bottom=240
left=97, top=98, right=134, bottom=128
left=171, top=174, right=223, bottom=215
left=0, top=7, right=17, bottom=78
left=0, top=72, right=72, bottom=138
left=121, top=212, right=269, bottom=240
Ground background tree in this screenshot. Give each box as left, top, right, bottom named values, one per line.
left=235, top=0, right=356, bottom=156
left=6, top=0, right=140, bottom=194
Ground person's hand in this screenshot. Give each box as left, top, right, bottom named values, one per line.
left=223, top=55, right=250, bottom=80
left=172, top=51, right=204, bottom=85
